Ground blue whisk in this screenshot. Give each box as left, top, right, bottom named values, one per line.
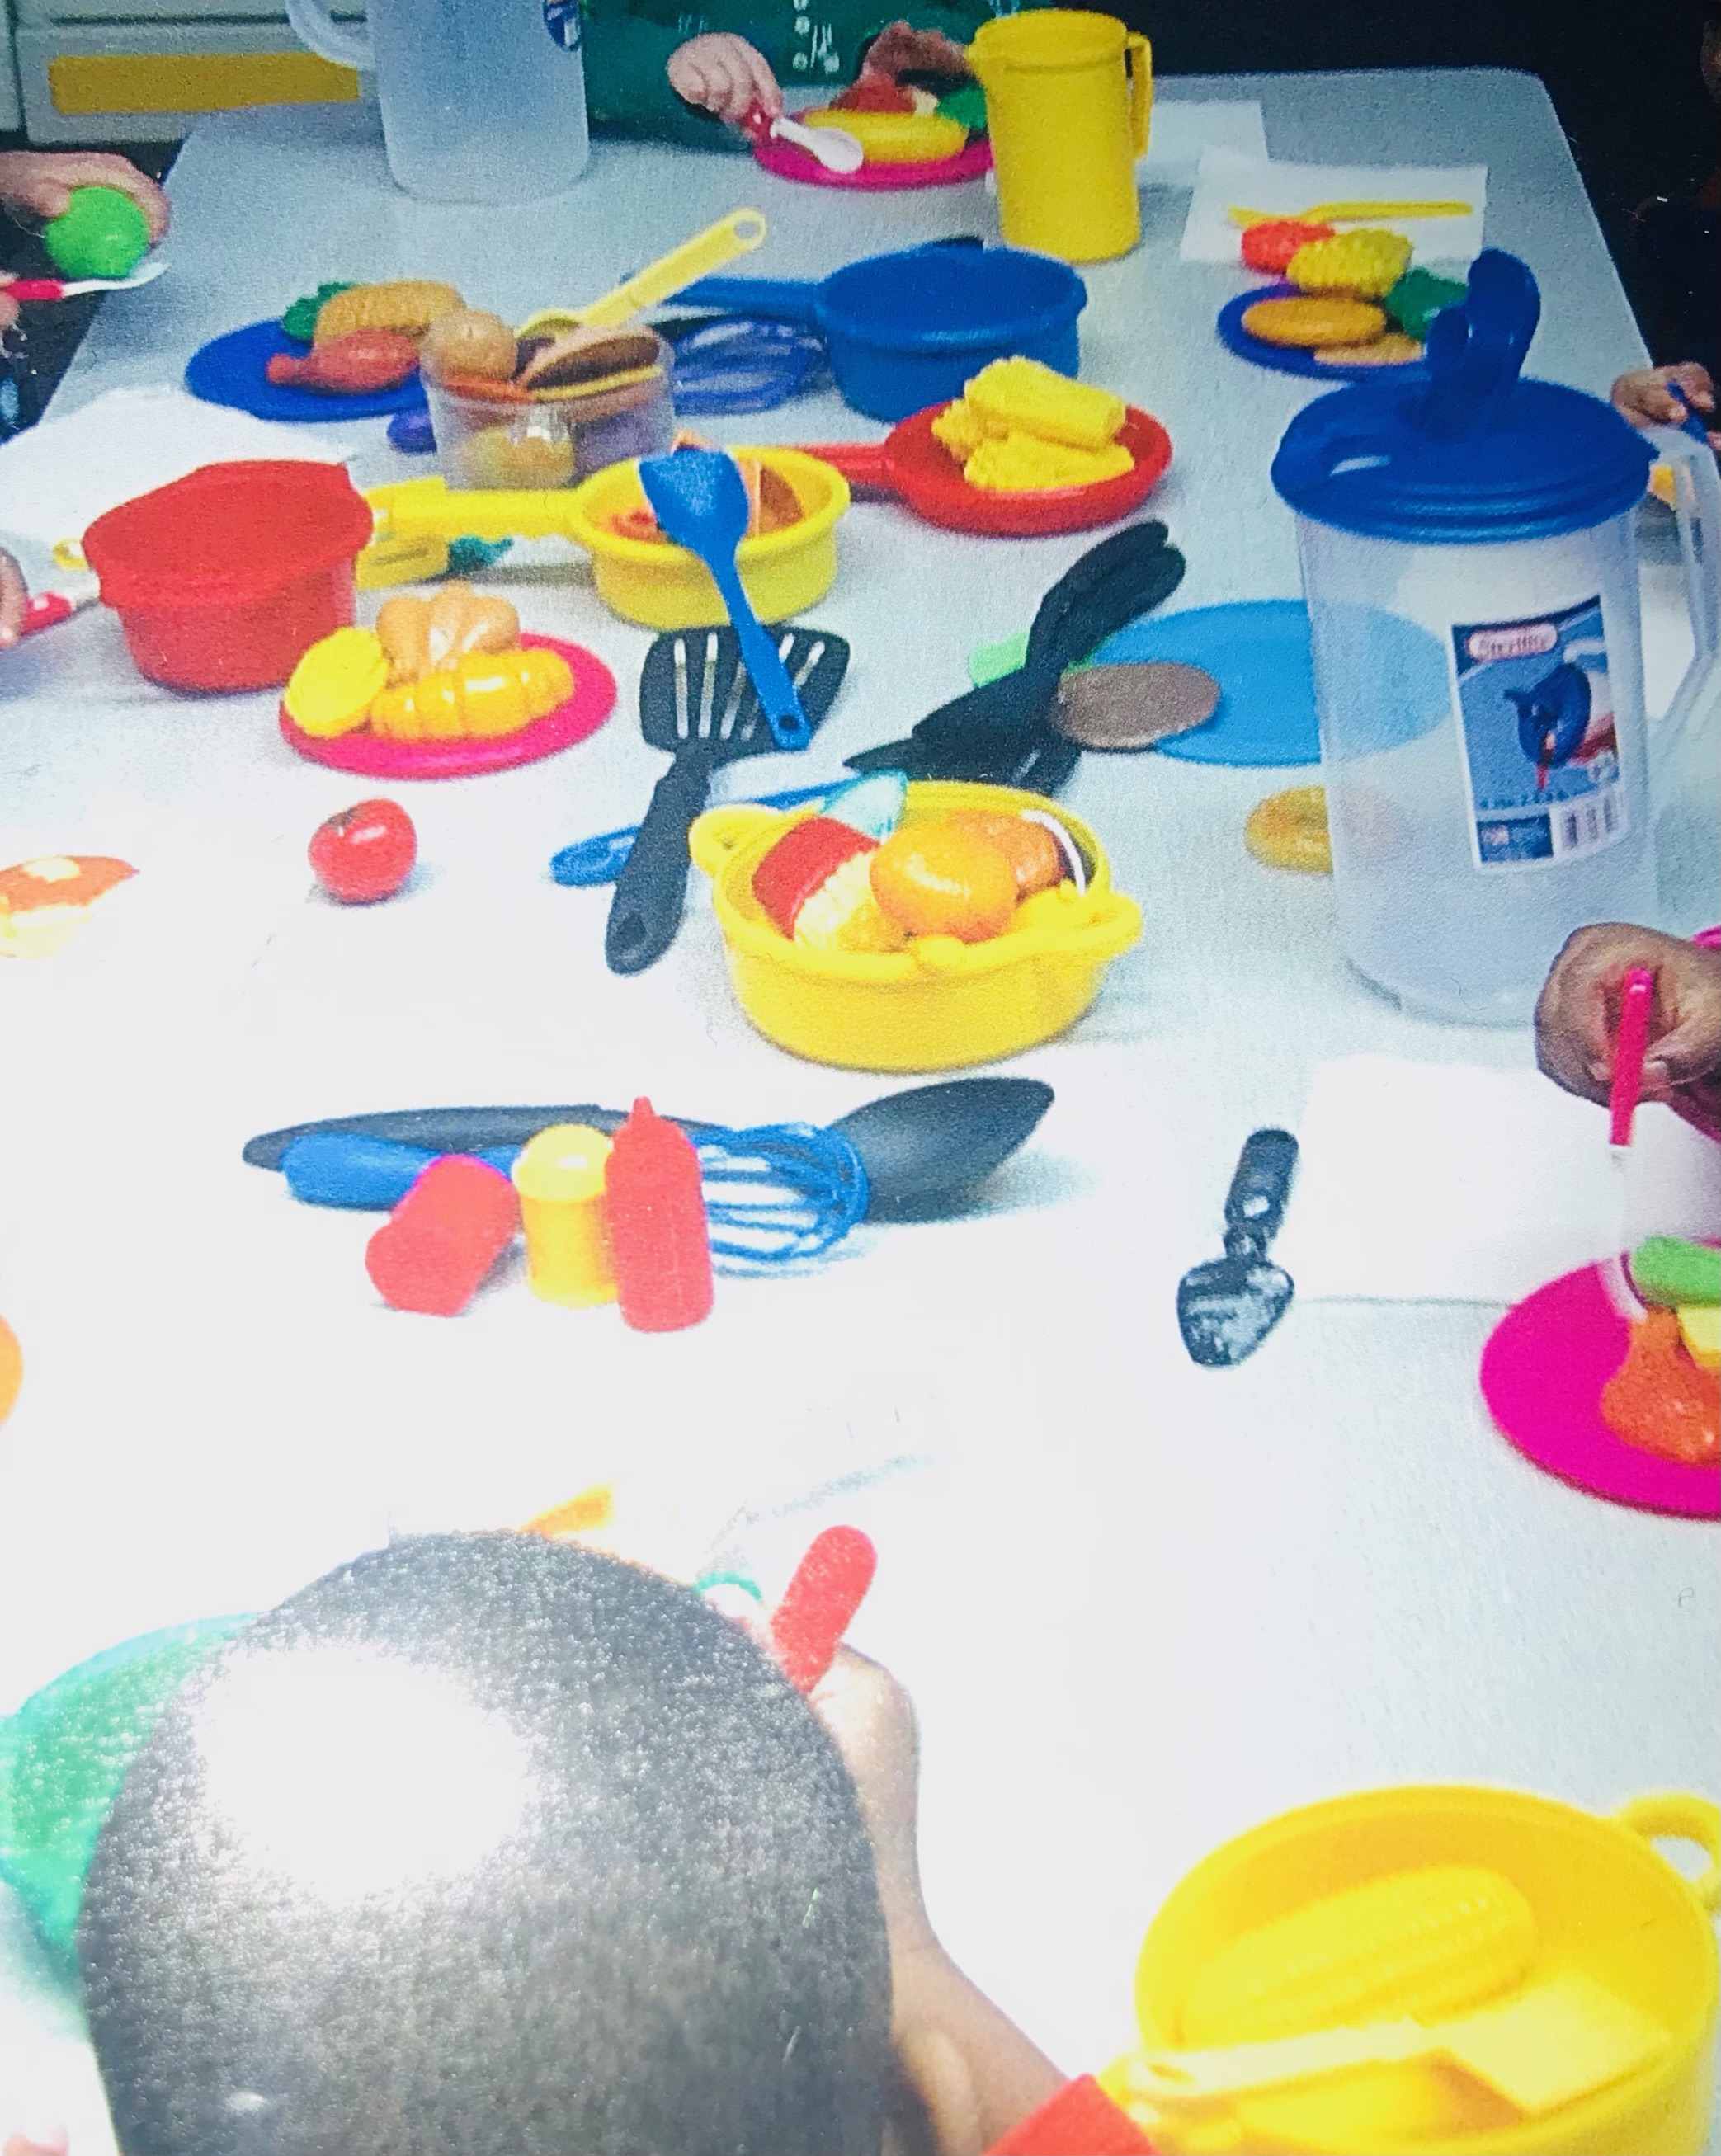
left=278, top=1123, right=870, bottom=1272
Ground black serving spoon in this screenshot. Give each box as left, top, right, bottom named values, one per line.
left=243, top=1077, right=1054, bottom=1222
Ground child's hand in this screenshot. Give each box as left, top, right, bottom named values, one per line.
left=809, top=1645, right=935, bottom=1953
left=0, top=151, right=169, bottom=245
left=1536, top=924, right=1721, bottom=1131
left=0, top=548, right=29, bottom=649
left=4, top=2126, right=71, bottom=2155
left=1610, top=363, right=1719, bottom=450
left=667, top=34, right=781, bottom=125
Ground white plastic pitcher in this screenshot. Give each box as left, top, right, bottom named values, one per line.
left=1272, top=252, right=1719, bottom=1024
left=286, top=0, right=589, bottom=205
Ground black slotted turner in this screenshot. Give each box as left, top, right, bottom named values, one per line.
left=605, top=624, right=849, bottom=976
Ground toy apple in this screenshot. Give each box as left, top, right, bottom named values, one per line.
left=309, top=798, right=417, bottom=904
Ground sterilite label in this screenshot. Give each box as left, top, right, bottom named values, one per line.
left=1450, top=595, right=1626, bottom=870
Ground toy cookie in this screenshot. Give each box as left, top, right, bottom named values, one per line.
left=1314, top=332, right=1425, bottom=368
left=1242, top=296, right=1388, bottom=349
left=1246, top=787, right=1332, bottom=873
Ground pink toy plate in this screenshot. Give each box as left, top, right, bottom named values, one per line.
left=751, top=132, right=991, bottom=191
left=279, top=634, right=615, bottom=779
left=1479, top=1259, right=1719, bottom=1518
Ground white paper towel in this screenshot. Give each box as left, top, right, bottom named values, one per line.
left=1181, top=151, right=1487, bottom=265
left=1275, top=1056, right=1719, bottom=1304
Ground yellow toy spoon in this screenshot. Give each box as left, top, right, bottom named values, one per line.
left=1228, top=198, right=1474, bottom=228
left=517, top=208, right=766, bottom=337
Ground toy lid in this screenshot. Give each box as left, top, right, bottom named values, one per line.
left=83, top=459, right=374, bottom=611
left=1271, top=252, right=1651, bottom=544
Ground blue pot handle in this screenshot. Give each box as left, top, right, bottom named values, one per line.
left=677, top=275, right=822, bottom=323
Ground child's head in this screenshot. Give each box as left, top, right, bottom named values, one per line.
left=78, top=1534, right=892, bottom=2156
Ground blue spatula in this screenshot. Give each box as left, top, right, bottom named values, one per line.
left=638, top=447, right=812, bottom=749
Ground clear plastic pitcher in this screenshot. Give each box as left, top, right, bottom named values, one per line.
left=1271, top=252, right=1719, bottom=1024
left=285, top=0, right=588, bottom=205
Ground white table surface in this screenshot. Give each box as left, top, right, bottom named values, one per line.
left=2, top=70, right=1717, bottom=2152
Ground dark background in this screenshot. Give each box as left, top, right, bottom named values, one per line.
left=3, top=0, right=1719, bottom=405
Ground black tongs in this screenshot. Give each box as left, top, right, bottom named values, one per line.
left=846, top=521, right=1186, bottom=793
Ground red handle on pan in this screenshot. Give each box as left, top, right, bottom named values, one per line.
left=769, top=1525, right=878, bottom=1692
left=795, top=440, right=903, bottom=498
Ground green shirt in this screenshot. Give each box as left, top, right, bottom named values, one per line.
left=581, top=0, right=1038, bottom=145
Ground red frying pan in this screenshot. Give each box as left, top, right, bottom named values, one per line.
left=799, top=402, right=1172, bottom=537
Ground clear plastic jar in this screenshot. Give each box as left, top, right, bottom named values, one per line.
left=426, top=342, right=674, bottom=491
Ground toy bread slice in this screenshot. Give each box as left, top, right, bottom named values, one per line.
left=314, top=280, right=464, bottom=345
left=516, top=325, right=662, bottom=391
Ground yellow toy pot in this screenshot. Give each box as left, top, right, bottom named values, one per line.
left=1124, top=1785, right=1719, bottom=2155
left=563, top=449, right=847, bottom=629
left=689, top=781, right=1141, bottom=1071
left=968, top=10, right=1151, bottom=264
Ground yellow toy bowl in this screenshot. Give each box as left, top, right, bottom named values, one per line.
left=1125, top=1785, right=1719, bottom=2156
left=562, top=448, right=848, bottom=630
left=803, top=107, right=969, bottom=162
left=689, top=780, right=1141, bottom=1071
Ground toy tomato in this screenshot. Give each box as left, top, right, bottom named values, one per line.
left=309, top=798, right=417, bottom=903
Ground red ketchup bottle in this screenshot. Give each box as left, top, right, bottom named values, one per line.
left=604, top=1098, right=713, bottom=1332
left=365, top=1155, right=520, bottom=1317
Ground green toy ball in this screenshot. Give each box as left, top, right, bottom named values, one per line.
left=43, top=186, right=151, bottom=282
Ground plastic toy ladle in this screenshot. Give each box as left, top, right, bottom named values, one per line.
left=742, top=102, right=865, bottom=174
left=637, top=448, right=811, bottom=750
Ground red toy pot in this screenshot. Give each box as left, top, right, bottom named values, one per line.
left=83, top=460, right=375, bottom=693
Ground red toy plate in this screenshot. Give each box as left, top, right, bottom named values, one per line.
left=279, top=634, right=615, bottom=779
left=751, top=131, right=992, bottom=191
left=803, top=402, right=1172, bottom=536
left=1478, top=1259, right=1719, bottom=1518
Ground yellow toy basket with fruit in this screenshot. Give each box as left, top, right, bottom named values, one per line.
left=689, top=780, right=1141, bottom=1071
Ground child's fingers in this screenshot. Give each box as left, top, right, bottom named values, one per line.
left=1665, top=361, right=1716, bottom=412
left=0, top=551, right=28, bottom=648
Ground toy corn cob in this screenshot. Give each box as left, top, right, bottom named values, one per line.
left=314, top=279, right=465, bottom=346
left=965, top=433, right=1135, bottom=492
left=1180, top=1865, right=1539, bottom=2045
left=1287, top=230, right=1413, bottom=301
left=965, top=357, right=1126, bottom=451
left=370, top=646, right=573, bottom=741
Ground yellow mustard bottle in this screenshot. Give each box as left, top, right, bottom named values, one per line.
left=512, top=1123, right=616, bottom=1306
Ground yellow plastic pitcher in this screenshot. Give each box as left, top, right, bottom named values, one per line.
left=968, top=10, right=1151, bottom=263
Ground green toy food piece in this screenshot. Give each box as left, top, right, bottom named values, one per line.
left=0, top=1617, right=247, bottom=1965
left=282, top=280, right=356, bottom=344
left=936, top=82, right=988, bottom=132
left=1629, top=1236, right=1721, bottom=1309
left=1383, top=267, right=1468, bottom=341
left=42, top=186, right=150, bottom=282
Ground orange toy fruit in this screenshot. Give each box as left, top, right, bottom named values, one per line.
left=0, top=1315, right=21, bottom=1424
left=948, top=808, right=1064, bottom=897
left=870, top=820, right=1018, bottom=942
left=1601, top=1306, right=1719, bottom=1466
left=1240, top=219, right=1336, bottom=274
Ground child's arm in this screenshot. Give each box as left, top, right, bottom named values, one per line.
left=0, top=152, right=168, bottom=243
left=1611, top=363, right=1719, bottom=452
left=1536, top=923, right=1721, bottom=1139
left=812, top=1649, right=1068, bottom=2155
left=0, top=548, right=29, bottom=648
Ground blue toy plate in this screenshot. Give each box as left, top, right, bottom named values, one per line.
left=1216, top=283, right=1431, bottom=385
left=1095, top=600, right=1321, bottom=765
left=185, top=318, right=429, bottom=423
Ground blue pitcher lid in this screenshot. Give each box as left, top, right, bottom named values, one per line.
left=1271, top=252, right=1651, bottom=544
